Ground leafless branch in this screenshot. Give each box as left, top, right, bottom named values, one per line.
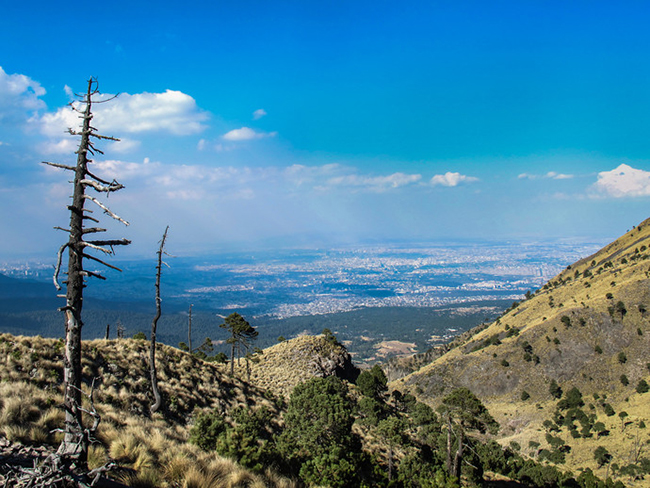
left=85, top=170, right=112, bottom=185
left=92, top=92, right=120, bottom=103
left=42, top=161, right=76, bottom=171
left=82, top=227, right=107, bottom=234
left=91, top=132, right=120, bottom=141
left=82, top=253, right=123, bottom=272
left=54, top=226, right=72, bottom=233
left=81, top=242, right=114, bottom=255
left=83, top=195, right=129, bottom=225
left=86, top=238, right=130, bottom=247
left=80, top=270, right=106, bottom=280
left=80, top=178, right=124, bottom=193
left=82, top=214, right=100, bottom=223
left=53, top=243, right=69, bottom=291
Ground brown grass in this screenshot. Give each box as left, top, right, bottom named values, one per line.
left=0, top=333, right=294, bottom=487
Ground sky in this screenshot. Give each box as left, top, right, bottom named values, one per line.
left=1, top=1, right=650, bottom=259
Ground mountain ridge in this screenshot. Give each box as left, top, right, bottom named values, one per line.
left=390, top=217, right=650, bottom=483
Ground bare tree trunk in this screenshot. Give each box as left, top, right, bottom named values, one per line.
left=150, top=226, right=169, bottom=414
left=105, top=323, right=110, bottom=340
left=58, top=80, right=94, bottom=462
left=452, top=430, right=464, bottom=480
left=188, top=304, right=193, bottom=353
left=230, top=340, right=236, bottom=376
left=46, top=78, right=129, bottom=466
left=446, top=415, right=453, bottom=476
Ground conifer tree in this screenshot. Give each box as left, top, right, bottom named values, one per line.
left=219, top=312, right=258, bottom=375
left=438, top=388, right=498, bottom=480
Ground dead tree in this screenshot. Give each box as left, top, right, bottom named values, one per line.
left=188, top=303, right=193, bottom=353
left=117, top=320, right=125, bottom=339
left=44, top=78, right=130, bottom=466
left=150, top=226, right=169, bottom=414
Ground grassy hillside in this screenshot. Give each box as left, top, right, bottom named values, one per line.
left=0, top=333, right=294, bottom=487
left=391, top=218, right=650, bottom=485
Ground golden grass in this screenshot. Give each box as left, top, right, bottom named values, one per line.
left=246, top=334, right=351, bottom=398
left=0, top=333, right=297, bottom=487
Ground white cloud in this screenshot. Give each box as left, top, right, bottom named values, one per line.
left=592, top=164, right=650, bottom=198
left=64, top=85, right=73, bottom=98
left=0, top=67, right=46, bottom=124
left=40, top=138, right=77, bottom=154
left=546, top=171, right=573, bottom=180
left=253, top=109, right=267, bottom=120
left=40, top=89, right=208, bottom=138
left=110, top=138, right=141, bottom=154
left=197, top=139, right=207, bottom=151
left=430, top=172, right=478, bottom=187
left=518, top=171, right=573, bottom=180
left=222, top=127, right=277, bottom=141
left=327, top=172, right=422, bottom=192
left=97, top=90, right=208, bottom=135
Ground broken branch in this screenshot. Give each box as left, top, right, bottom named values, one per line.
left=80, top=178, right=124, bottom=193
left=42, top=161, right=76, bottom=171
left=83, top=195, right=129, bottom=225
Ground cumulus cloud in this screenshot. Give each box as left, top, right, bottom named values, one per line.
left=40, top=138, right=77, bottom=154
left=39, top=89, right=209, bottom=138
left=592, top=164, right=650, bottom=198
left=430, top=172, right=478, bottom=187
left=253, top=109, right=267, bottom=120
left=0, top=67, right=46, bottom=124
left=222, top=127, right=277, bottom=141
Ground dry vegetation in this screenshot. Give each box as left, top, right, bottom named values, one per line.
left=246, top=334, right=357, bottom=398
left=391, top=218, right=650, bottom=485
left=0, top=334, right=295, bottom=487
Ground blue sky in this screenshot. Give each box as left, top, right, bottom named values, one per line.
left=1, top=1, right=650, bottom=258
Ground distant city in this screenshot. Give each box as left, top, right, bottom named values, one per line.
left=1, top=240, right=604, bottom=320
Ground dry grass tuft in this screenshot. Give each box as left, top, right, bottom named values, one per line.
left=181, top=465, right=224, bottom=488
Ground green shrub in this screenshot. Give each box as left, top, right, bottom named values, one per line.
left=603, top=403, right=615, bottom=416
left=521, top=391, right=530, bottom=401
left=557, top=387, right=583, bottom=410
left=549, top=380, right=562, bottom=399
left=594, top=446, right=612, bottom=466
left=636, top=379, right=649, bottom=394
left=189, top=409, right=226, bottom=451
left=620, top=374, right=629, bottom=386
